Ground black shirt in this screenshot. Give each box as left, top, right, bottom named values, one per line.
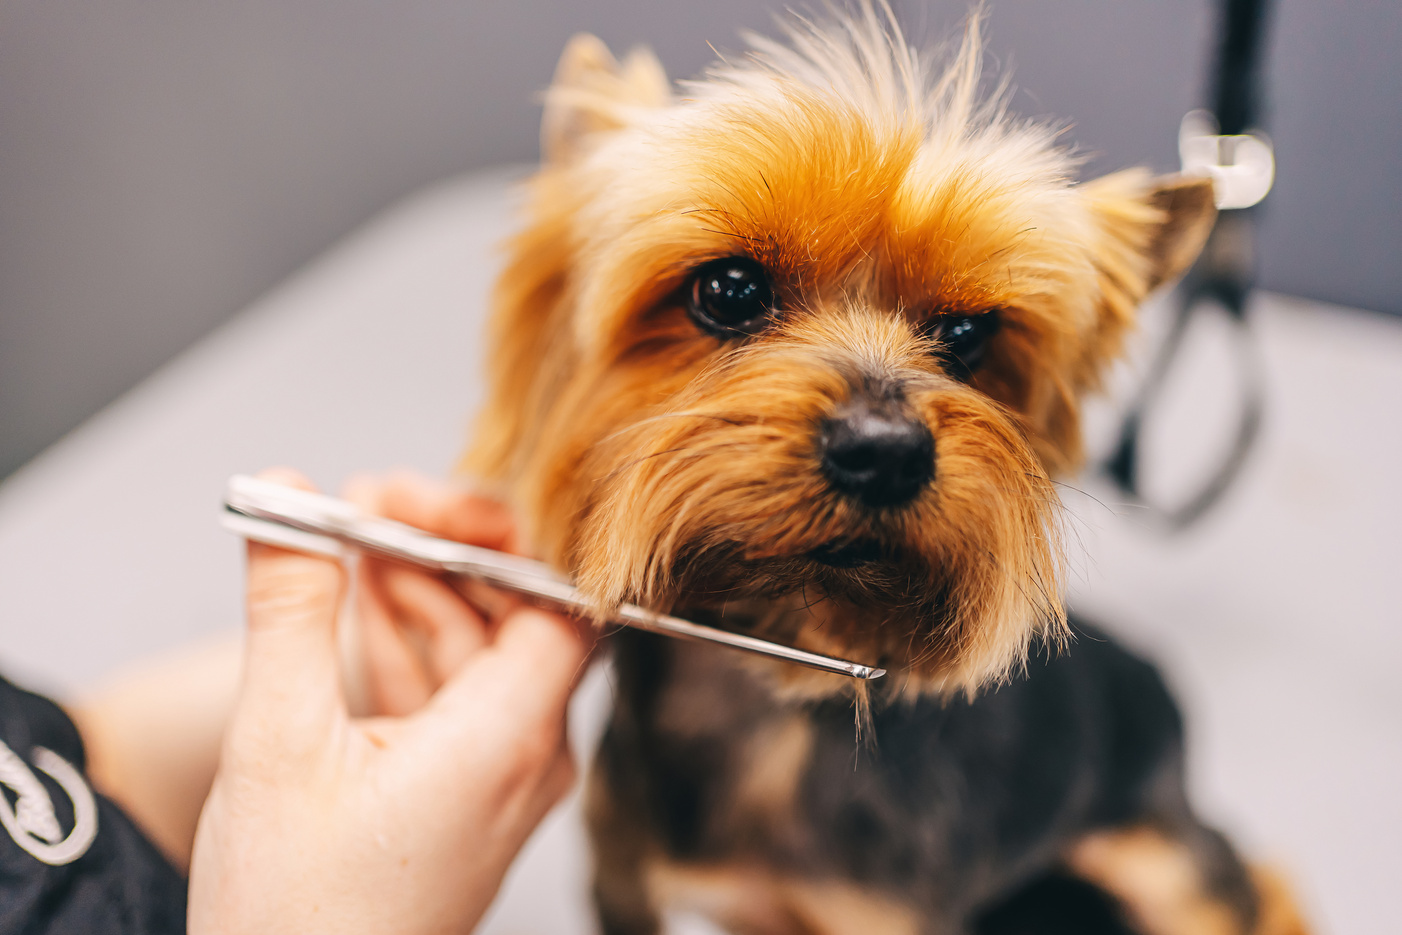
left=0, top=674, right=186, bottom=934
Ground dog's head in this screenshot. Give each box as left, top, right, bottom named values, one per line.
left=465, top=10, right=1215, bottom=695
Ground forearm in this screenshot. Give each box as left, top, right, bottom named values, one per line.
left=69, top=633, right=243, bottom=871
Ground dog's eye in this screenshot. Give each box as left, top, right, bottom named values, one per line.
left=929, top=311, right=999, bottom=380
left=687, top=257, right=776, bottom=337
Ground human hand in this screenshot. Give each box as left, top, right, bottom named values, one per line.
left=187, top=468, right=592, bottom=935
left=341, top=470, right=526, bottom=717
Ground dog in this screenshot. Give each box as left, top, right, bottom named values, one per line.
left=463, top=6, right=1310, bottom=933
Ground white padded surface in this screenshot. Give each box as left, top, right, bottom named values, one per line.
left=1, top=166, right=1397, bottom=934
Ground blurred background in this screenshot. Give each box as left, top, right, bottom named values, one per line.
left=0, top=2, right=1398, bottom=934
left=1, top=0, right=1400, bottom=477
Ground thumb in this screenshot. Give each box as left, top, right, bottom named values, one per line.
left=426, top=607, right=592, bottom=747
left=235, top=469, right=348, bottom=742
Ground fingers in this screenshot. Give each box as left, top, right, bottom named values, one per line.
left=238, top=468, right=348, bottom=742
left=343, top=470, right=517, bottom=551
left=377, top=568, right=490, bottom=681
left=492, top=607, right=595, bottom=706
left=497, top=740, right=579, bottom=846
left=356, top=561, right=495, bottom=715
left=354, top=563, right=436, bottom=716
left=413, top=609, right=587, bottom=832
left=542, top=743, right=578, bottom=806
left=339, top=470, right=595, bottom=747
left=429, top=607, right=594, bottom=741
left=344, top=471, right=521, bottom=709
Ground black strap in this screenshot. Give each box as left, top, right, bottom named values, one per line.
left=1213, top=0, right=1272, bottom=135
left=1103, top=0, right=1273, bottom=530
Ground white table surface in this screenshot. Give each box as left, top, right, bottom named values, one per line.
left=1, top=166, right=1397, bottom=935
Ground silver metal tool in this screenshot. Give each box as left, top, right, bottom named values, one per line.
left=221, top=474, right=886, bottom=680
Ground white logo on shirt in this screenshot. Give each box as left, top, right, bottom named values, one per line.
left=0, top=738, right=98, bottom=865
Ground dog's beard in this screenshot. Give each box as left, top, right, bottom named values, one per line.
left=565, top=310, right=1066, bottom=695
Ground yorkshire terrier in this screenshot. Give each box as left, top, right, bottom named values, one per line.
left=464, top=6, right=1309, bottom=934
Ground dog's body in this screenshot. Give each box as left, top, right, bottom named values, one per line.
left=590, top=623, right=1262, bottom=935
left=465, top=7, right=1308, bottom=933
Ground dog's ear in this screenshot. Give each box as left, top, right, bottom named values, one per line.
left=1031, top=170, right=1218, bottom=470
left=1081, top=170, right=1218, bottom=298
left=1140, top=174, right=1218, bottom=291
left=542, top=34, right=670, bottom=163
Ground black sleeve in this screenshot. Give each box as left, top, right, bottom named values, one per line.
left=0, top=674, right=186, bottom=935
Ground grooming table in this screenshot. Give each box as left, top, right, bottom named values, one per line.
left=2, top=166, right=1396, bottom=934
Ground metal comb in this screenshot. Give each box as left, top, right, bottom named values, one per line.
left=221, top=474, right=885, bottom=680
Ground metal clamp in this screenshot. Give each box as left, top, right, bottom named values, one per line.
left=1179, top=109, right=1275, bottom=209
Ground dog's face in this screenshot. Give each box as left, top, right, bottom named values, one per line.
left=467, top=15, right=1215, bottom=694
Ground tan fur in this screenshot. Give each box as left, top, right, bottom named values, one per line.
left=1069, top=827, right=1243, bottom=935
left=542, top=33, right=671, bottom=163
left=1248, top=867, right=1313, bottom=935
left=1068, top=827, right=1311, bottom=935
left=728, top=717, right=815, bottom=847
left=648, top=862, right=921, bottom=935
left=462, top=8, right=1214, bottom=696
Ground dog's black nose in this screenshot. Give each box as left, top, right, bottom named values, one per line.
left=819, top=402, right=935, bottom=508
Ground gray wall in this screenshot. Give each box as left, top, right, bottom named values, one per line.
left=2, top=1, right=1398, bottom=479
